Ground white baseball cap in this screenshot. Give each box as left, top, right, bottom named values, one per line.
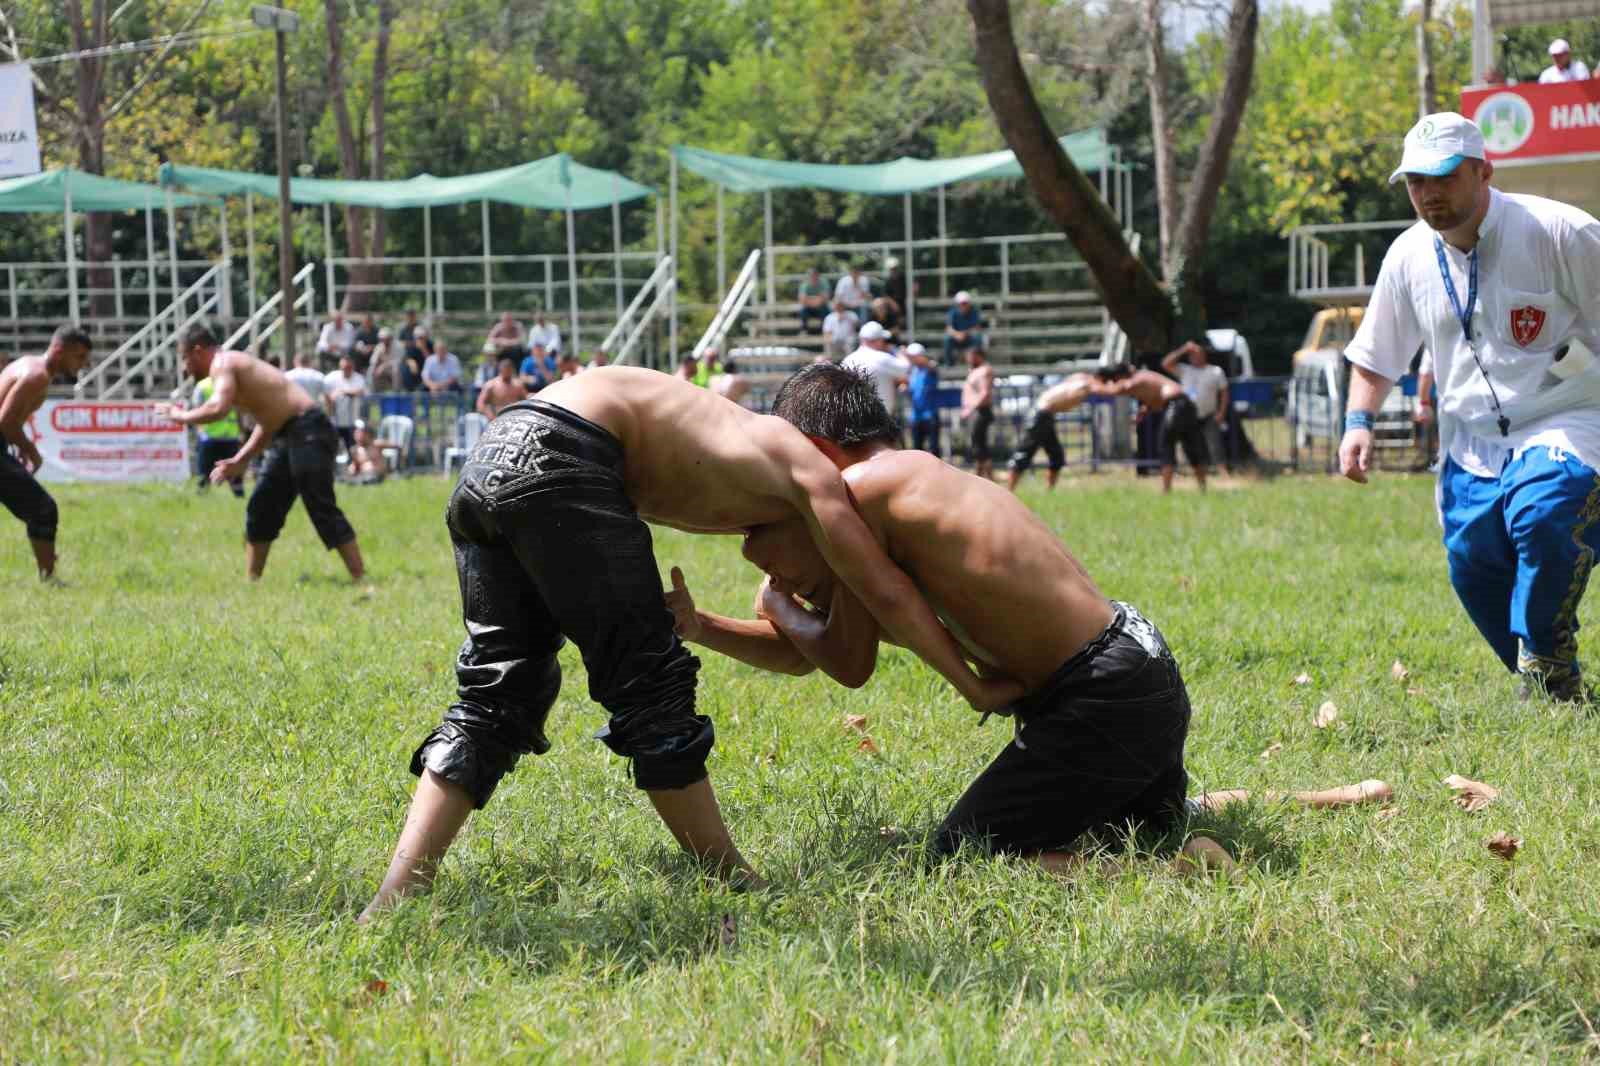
left=859, top=321, right=890, bottom=341
left=1550, top=38, right=1572, bottom=56
left=904, top=342, right=926, bottom=357
left=1388, top=112, right=1485, bottom=184
left=954, top=290, right=973, bottom=304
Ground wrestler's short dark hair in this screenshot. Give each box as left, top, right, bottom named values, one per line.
left=1095, top=362, right=1133, bottom=382
left=51, top=324, right=92, bottom=351
left=771, top=362, right=899, bottom=448
left=180, top=323, right=219, bottom=350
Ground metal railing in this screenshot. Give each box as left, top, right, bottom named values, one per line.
left=3, top=256, right=221, bottom=327
left=600, top=256, right=676, bottom=366
left=222, top=262, right=318, bottom=353
left=694, top=250, right=761, bottom=363
left=1287, top=220, right=1410, bottom=305
left=325, top=251, right=662, bottom=317
left=75, top=262, right=228, bottom=399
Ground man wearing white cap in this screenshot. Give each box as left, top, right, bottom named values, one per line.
left=1340, top=112, right=1600, bottom=702
left=944, top=290, right=985, bottom=366
left=1539, top=39, right=1590, bottom=84
left=842, top=321, right=909, bottom=416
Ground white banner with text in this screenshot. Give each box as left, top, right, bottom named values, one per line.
left=0, top=63, right=42, bottom=178
left=27, top=401, right=189, bottom=482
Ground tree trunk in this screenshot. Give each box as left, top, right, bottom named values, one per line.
left=66, top=0, right=116, bottom=318
left=1145, top=0, right=1179, bottom=280
left=365, top=0, right=393, bottom=288
left=324, top=0, right=392, bottom=311
left=1415, top=0, right=1436, bottom=119
left=1170, top=0, right=1257, bottom=326
left=966, top=0, right=1172, bottom=353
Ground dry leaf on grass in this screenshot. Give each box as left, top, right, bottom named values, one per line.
left=1406, top=686, right=1427, bottom=698
left=878, top=825, right=903, bottom=841
left=1486, top=832, right=1521, bottom=860
left=1443, top=774, right=1500, bottom=813
left=1177, top=575, right=1195, bottom=593
left=1292, top=673, right=1312, bottom=686
left=843, top=714, right=868, bottom=732
left=1391, top=660, right=1410, bottom=682
left=1375, top=806, right=1400, bottom=820
left=1259, top=742, right=1283, bottom=760
left=1313, top=701, right=1340, bottom=729
left=857, top=736, right=880, bottom=755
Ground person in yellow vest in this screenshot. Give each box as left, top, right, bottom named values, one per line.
left=193, top=376, right=245, bottom=497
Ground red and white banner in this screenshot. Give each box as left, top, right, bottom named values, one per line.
left=1463, top=80, right=1600, bottom=165
left=24, top=401, right=189, bottom=482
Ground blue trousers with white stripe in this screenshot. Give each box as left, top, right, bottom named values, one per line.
left=1439, top=446, right=1600, bottom=697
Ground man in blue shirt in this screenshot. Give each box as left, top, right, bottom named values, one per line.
left=943, top=291, right=985, bottom=366
left=904, top=342, right=942, bottom=454
left=519, top=344, right=559, bottom=393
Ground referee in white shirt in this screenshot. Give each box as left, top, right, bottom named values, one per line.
left=1340, top=112, right=1600, bottom=701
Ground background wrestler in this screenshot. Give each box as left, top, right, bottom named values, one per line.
left=158, top=324, right=365, bottom=582
left=0, top=324, right=92, bottom=580
left=1113, top=364, right=1209, bottom=493
left=1006, top=366, right=1128, bottom=492
left=476, top=355, right=529, bottom=420
left=359, top=366, right=1021, bottom=921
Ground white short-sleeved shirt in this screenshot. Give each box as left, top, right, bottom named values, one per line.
left=822, top=309, right=859, bottom=347
left=529, top=320, right=561, bottom=354
left=833, top=274, right=870, bottom=309
left=843, top=346, right=910, bottom=412
left=286, top=366, right=327, bottom=404
left=323, top=369, right=367, bottom=427
left=1178, top=363, right=1228, bottom=418
left=1346, top=189, right=1600, bottom=477
left=317, top=320, right=356, bottom=355
left=1539, top=60, right=1591, bottom=83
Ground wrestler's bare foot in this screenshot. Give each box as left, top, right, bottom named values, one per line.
left=337, top=539, right=366, bottom=582
left=1173, top=835, right=1236, bottom=877
left=358, top=770, right=474, bottom=924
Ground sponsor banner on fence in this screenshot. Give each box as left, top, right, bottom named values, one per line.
left=0, top=62, right=42, bottom=178
left=25, top=401, right=189, bottom=482
left=1463, top=79, right=1600, bottom=163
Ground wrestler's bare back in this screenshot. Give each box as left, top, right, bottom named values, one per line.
left=535, top=366, right=828, bottom=533
left=0, top=357, right=50, bottom=426
left=211, top=351, right=315, bottom=434
left=1120, top=369, right=1182, bottom=410
left=1035, top=372, right=1100, bottom=414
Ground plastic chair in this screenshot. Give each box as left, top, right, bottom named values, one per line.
left=443, top=413, right=488, bottom=474
left=376, top=414, right=415, bottom=472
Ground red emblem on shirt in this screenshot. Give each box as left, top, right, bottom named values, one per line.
left=1510, top=305, right=1546, bottom=347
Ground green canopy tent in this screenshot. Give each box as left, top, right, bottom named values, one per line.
left=160, top=154, right=656, bottom=350
left=0, top=168, right=213, bottom=325
left=668, top=129, right=1131, bottom=345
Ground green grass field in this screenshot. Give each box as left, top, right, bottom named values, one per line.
left=6, top=471, right=1600, bottom=1062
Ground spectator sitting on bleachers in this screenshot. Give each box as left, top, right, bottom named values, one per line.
left=422, top=341, right=462, bottom=393
left=398, top=308, right=420, bottom=342
left=943, top=290, right=985, bottom=366
left=367, top=328, right=401, bottom=392
left=869, top=294, right=902, bottom=341
left=352, top=312, right=380, bottom=370
left=798, top=267, right=829, bottom=334
left=476, top=355, right=529, bottom=420
left=822, top=299, right=859, bottom=361
left=885, top=257, right=914, bottom=322
left=529, top=310, right=561, bottom=355
left=833, top=262, right=872, bottom=314
left=558, top=352, right=582, bottom=379
left=316, top=309, right=357, bottom=366
left=486, top=311, right=527, bottom=358
left=588, top=349, right=609, bottom=369
left=519, top=343, right=557, bottom=391
left=402, top=325, right=432, bottom=390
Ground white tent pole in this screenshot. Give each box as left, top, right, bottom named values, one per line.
left=669, top=152, right=678, bottom=367
left=611, top=175, right=623, bottom=320
left=716, top=184, right=726, bottom=297
left=423, top=204, right=434, bottom=317
left=165, top=188, right=180, bottom=321
left=655, top=194, right=664, bottom=262
left=218, top=197, right=233, bottom=319
left=322, top=201, right=335, bottom=314
left=903, top=192, right=915, bottom=339
left=566, top=187, right=579, bottom=356
left=246, top=190, right=258, bottom=346
left=144, top=201, right=157, bottom=328
left=64, top=181, right=79, bottom=326
left=481, top=200, right=492, bottom=313
left=763, top=189, right=774, bottom=307
left=938, top=184, right=948, bottom=304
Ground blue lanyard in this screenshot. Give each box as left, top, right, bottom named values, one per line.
left=1434, top=237, right=1509, bottom=436
left=1433, top=238, right=1477, bottom=343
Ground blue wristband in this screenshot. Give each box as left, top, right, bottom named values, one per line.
left=1344, top=410, right=1375, bottom=433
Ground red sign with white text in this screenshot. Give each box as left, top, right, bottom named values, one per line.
left=1462, top=80, right=1600, bottom=163
left=24, top=400, right=189, bottom=482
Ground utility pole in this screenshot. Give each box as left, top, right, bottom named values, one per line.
left=253, top=5, right=300, bottom=360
